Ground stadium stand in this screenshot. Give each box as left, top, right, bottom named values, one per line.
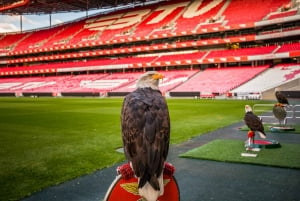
left=276, top=42, right=300, bottom=53
left=232, top=64, right=300, bottom=94
left=112, top=69, right=199, bottom=94
left=0, top=70, right=199, bottom=95
left=42, top=21, right=86, bottom=49
left=267, top=9, right=298, bottom=20
left=206, top=46, right=277, bottom=58
left=170, top=66, right=269, bottom=96
left=0, top=32, right=28, bottom=54
left=0, top=0, right=299, bottom=98
left=174, top=0, right=227, bottom=33
left=12, top=26, right=63, bottom=53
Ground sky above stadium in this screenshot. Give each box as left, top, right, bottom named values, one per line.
left=0, top=10, right=102, bottom=33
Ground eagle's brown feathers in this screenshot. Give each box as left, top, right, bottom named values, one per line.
left=121, top=71, right=170, bottom=195
left=244, top=105, right=266, bottom=138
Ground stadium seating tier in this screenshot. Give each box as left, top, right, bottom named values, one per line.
left=0, top=0, right=299, bottom=98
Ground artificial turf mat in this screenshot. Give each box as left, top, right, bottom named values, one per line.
left=180, top=139, right=300, bottom=169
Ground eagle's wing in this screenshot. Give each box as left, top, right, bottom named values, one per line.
left=121, top=87, right=170, bottom=190
left=244, top=112, right=264, bottom=133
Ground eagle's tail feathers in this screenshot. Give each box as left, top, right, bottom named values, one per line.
left=138, top=174, right=164, bottom=201
left=258, top=131, right=266, bottom=139
left=138, top=182, right=161, bottom=201
left=149, top=175, right=160, bottom=191
left=138, top=174, right=148, bottom=189
left=139, top=173, right=160, bottom=190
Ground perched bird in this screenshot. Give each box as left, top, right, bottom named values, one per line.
left=244, top=105, right=266, bottom=147
left=273, top=103, right=287, bottom=126
left=275, top=88, right=289, bottom=105
left=121, top=71, right=170, bottom=201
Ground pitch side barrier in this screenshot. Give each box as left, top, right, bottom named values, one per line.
left=253, top=104, right=300, bottom=122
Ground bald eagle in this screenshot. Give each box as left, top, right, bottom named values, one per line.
left=121, top=71, right=170, bottom=201
left=244, top=105, right=266, bottom=140
left=273, top=103, right=287, bottom=126
left=275, top=88, right=289, bottom=105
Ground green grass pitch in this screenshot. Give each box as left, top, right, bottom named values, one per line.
left=0, top=97, right=268, bottom=200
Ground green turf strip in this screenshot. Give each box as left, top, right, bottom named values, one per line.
left=180, top=139, right=300, bottom=169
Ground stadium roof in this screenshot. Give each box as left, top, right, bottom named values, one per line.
left=0, top=0, right=167, bottom=15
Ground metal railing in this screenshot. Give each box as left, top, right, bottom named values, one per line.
left=253, top=104, right=300, bottom=122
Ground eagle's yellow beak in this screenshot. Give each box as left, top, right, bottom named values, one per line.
left=152, top=73, right=164, bottom=80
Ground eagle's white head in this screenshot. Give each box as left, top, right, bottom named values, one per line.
left=136, top=71, right=164, bottom=90
left=245, top=105, right=252, bottom=113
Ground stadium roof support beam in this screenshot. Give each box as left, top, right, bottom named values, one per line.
left=0, top=0, right=29, bottom=12
left=0, top=0, right=166, bottom=14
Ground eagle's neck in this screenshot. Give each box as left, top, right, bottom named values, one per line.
left=136, top=80, right=159, bottom=90
left=138, top=85, right=159, bottom=90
